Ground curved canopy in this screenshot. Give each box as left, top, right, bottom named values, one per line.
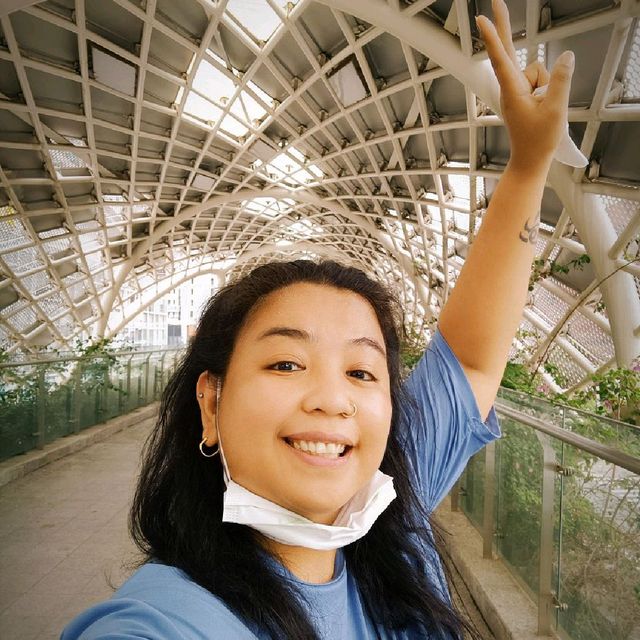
left=0, top=0, right=639, bottom=392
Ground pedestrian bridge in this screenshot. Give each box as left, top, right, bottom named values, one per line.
left=1, top=0, right=639, bottom=637
left=0, top=350, right=638, bottom=640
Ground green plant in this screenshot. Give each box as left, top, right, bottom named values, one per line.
left=528, top=253, right=591, bottom=291
left=501, top=361, right=541, bottom=394
left=555, top=362, right=640, bottom=425
left=400, top=324, right=430, bottom=373
left=1, top=338, right=131, bottom=461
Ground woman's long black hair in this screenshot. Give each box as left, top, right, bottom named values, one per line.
left=130, top=259, right=478, bottom=639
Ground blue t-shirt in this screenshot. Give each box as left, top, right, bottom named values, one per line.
left=61, top=329, right=500, bottom=639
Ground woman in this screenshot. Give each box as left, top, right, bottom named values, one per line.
left=62, top=1, right=575, bottom=637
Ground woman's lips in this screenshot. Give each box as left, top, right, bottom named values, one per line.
left=283, top=439, right=353, bottom=467
left=283, top=431, right=354, bottom=447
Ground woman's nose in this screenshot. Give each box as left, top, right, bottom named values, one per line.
left=300, top=370, right=353, bottom=417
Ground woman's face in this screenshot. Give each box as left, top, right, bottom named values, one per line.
left=200, top=282, right=393, bottom=524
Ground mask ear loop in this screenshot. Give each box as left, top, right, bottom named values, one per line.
left=215, top=377, right=231, bottom=485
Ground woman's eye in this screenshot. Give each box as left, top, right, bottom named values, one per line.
left=348, top=369, right=375, bottom=381
left=270, top=361, right=302, bottom=372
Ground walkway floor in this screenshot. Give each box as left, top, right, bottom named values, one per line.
left=0, top=419, right=495, bottom=640
left=0, top=423, right=146, bottom=640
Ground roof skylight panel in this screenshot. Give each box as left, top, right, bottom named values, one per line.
left=192, top=174, right=216, bottom=191
left=0, top=325, right=8, bottom=349
left=599, top=194, right=638, bottom=234
left=182, top=92, right=223, bottom=125
left=41, top=236, right=71, bottom=259
left=447, top=174, right=471, bottom=203
left=285, top=147, right=324, bottom=181
left=180, top=54, right=274, bottom=137
left=289, top=167, right=321, bottom=185
left=474, top=177, right=486, bottom=207
left=104, top=206, right=129, bottom=225
left=426, top=204, right=441, bottom=223
left=327, top=58, right=368, bottom=107
left=48, top=147, right=88, bottom=171
left=307, top=164, right=323, bottom=178
left=38, top=292, right=65, bottom=317
left=226, top=0, right=283, bottom=43
left=288, top=147, right=305, bottom=162
left=0, top=205, right=16, bottom=217
left=622, top=20, right=640, bottom=100
left=451, top=210, right=470, bottom=232
left=3, top=246, right=43, bottom=275
left=132, top=203, right=152, bottom=219
left=243, top=81, right=273, bottom=119
left=263, top=146, right=324, bottom=185
left=22, top=271, right=53, bottom=298
left=6, top=306, right=38, bottom=333
left=0, top=299, right=26, bottom=320
left=268, top=152, right=299, bottom=175
left=53, top=314, right=75, bottom=338
left=106, top=225, right=127, bottom=241
left=91, top=45, right=137, bottom=97
left=0, top=218, right=31, bottom=252
left=64, top=276, right=87, bottom=302
left=221, top=106, right=250, bottom=137
left=286, top=219, right=323, bottom=238
left=242, top=197, right=294, bottom=217
left=193, top=60, right=237, bottom=104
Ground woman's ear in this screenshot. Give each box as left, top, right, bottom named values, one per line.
left=196, top=371, right=218, bottom=446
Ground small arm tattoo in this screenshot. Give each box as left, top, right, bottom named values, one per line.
left=519, top=217, right=539, bottom=244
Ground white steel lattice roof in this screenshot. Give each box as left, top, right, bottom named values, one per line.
left=0, top=0, right=639, bottom=391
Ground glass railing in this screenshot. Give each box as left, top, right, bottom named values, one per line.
left=0, top=348, right=182, bottom=462
left=455, top=387, right=640, bottom=640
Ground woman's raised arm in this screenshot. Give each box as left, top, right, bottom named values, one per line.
left=438, top=0, right=575, bottom=420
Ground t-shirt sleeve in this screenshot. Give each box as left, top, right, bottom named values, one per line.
left=60, top=599, right=189, bottom=639
left=60, top=596, right=259, bottom=640
left=399, top=328, right=501, bottom=512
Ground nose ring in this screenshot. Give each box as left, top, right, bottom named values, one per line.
left=340, top=403, right=357, bottom=418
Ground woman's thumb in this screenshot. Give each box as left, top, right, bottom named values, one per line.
left=546, top=50, right=575, bottom=111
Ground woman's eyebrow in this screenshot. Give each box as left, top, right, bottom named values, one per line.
left=257, top=327, right=386, bottom=357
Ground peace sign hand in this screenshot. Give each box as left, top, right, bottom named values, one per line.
left=476, top=0, right=575, bottom=173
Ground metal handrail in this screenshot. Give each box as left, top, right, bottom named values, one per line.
left=498, top=385, right=640, bottom=433
left=0, top=347, right=183, bottom=369
left=496, top=403, right=640, bottom=475
left=457, top=398, right=640, bottom=638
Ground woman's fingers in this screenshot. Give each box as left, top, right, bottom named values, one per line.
left=476, top=15, right=528, bottom=97
left=545, top=51, right=575, bottom=113
left=491, top=0, right=520, bottom=69
left=524, top=61, right=551, bottom=90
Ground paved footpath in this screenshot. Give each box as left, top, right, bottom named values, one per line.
left=0, top=421, right=151, bottom=640
left=0, top=417, right=494, bottom=640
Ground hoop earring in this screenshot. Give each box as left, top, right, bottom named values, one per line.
left=199, top=437, right=219, bottom=458
left=340, top=403, right=357, bottom=418
left=198, top=377, right=222, bottom=458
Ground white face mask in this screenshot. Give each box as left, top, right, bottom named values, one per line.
left=214, top=380, right=397, bottom=551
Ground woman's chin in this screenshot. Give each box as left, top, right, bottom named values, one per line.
left=291, top=499, right=349, bottom=525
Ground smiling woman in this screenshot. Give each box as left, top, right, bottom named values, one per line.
left=60, top=0, right=578, bottom=636
left=61, top=259, right=499, bottom=639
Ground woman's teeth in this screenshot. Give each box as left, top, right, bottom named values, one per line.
left=289, top=440, right=347, bottom=459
